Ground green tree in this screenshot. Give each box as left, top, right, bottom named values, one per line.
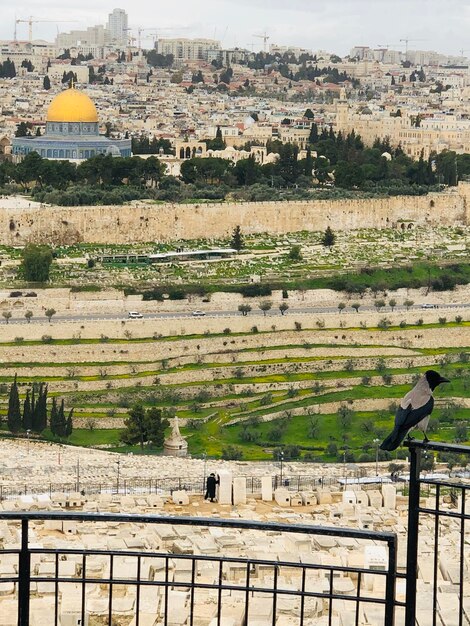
left=338, top=302, right=346, bottom=313
left=288, top=245, right=302, bottom=261
left=230, top=225, right=244, bottom=251
left=259, top=301, right=272, bottom=316
left=279, top=302, right=289, bottom=315
left=22, top=390, right=32, bottom=431
left=351, top=302, right=360, bottom=313
left=49, top=397, right=60, bottom=436
left=403, top=299, right=414, bottom=311
left=24, top=311, right=33, bottom=323
left=388, top=298, right=397, bottom=311
left=21, top=245, right=53, bottom=282
left=147, top=407, right=169, bottom=448
left=45, top=308, right=56, bottom=323
left=43, top=75, right=51, bottom=90
left=122, top=403, right=147, bottom=450
left=2, top=311, right=11, bottom=324
left=238, top=304, right=252, bottom=316
left=321, top=226, right=336, bottom=248
left=31, top=383, right=48, bottom=433
left=7, top=376, right=21, bottom=433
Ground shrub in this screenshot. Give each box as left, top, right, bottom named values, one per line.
left=251, top=325, right=259, bottom=333
left=438, top=317, right=447, bottom=325
left=294, top=321, right=302, bottom=331
left=221, top=445, right=243, bottom=460
left=399, top=320, right=407, bottom=328
left=416, top=318, right=424, bottom=326
left=223, top=328, right=231, bottom=334
left=41, top=335, right=53, bottom=343
left=240, top=284, right=272, bottom=298
left=455, top=315, right=463, bottom=323
left=14, top=337, right=24, bottom=343
left=377, top=317, right=392, bottom=329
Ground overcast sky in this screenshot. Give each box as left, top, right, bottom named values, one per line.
left=4, top=0, right=470, bottom=56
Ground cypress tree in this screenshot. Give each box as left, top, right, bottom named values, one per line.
left=22, top=390, right=32, bottom=431
left=7, top=375, right=21, bottom=433
left=49, top=397, right=59, bottom=436
left=57, top=399, right=67, bottom=437
left=32, top=383, right=48, bottom=433
left=65, top=409, right=73, bottom=438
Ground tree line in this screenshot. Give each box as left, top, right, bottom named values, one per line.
left=7, top=376, right=73, bottom=437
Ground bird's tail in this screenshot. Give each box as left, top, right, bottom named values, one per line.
left=380, top=427, right=405, bottom=452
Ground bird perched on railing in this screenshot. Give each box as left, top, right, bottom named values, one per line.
left=380, top=370, right=449, bottom=451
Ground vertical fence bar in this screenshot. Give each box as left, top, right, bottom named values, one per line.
left=432, top=484, right=440, bottom=626
left=405, top=444, right=421, bottom=626
left=18, top=518, right=30, bottom=626
left=385, top=536, right=396, bottom=626
left=458, top=489, right=466, bottom=626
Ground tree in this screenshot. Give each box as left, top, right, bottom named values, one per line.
left=230, top=225, right=244, bottom=251
left=259, top=301, right=272, bottom=316
left=288, top=245, right=302, bottom=261
left=49, top=397, right=60, bottom=436
left=65, top=410, right=73, bottom=437
left=238, top=304, right=252, bottom=316
left=24, top=311, right=33, bottom=323
left=2, top=311, right=12, bottom=324
left=43, top=75, right=51, bottom=90
left=338, top=302, right=346, bottom=313
left=21, top=245, right=53, bottom=282
left=279, top=302, right=289, bottom=316
left=321, top=226, right=336, bottom=248
left=374, top=299, right=386, bottom=311
left=403, top=299, right=414, bottom=311
left=7, top=376, right=21, bottom=433
left=22, top=390, right=32, bottom=431
left=32, top=383, right=48, bottom=433
left=351, top=302, right=360, bottom=313
left=122, top=403, right=147, bottom=450
left=389, top=298, right=397, bottom=311
left=146, top=407, right=169, bottom=448
left=45, top=308, right=56, bottom=323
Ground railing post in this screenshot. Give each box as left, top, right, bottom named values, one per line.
left=405, top=443, right=421, bottom=626
left=385, top=536, right=397, bottom=626
left=18, top=518, right=30, bottom=626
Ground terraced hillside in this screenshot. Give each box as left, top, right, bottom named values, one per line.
left=0, top=315, right=468, bottom=462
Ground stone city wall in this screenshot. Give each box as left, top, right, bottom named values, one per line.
left=1, top=183, right=469, bottom=245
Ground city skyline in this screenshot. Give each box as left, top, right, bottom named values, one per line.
left=3, top=0, right=470, bottom=56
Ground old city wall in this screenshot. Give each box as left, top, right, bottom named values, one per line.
left=1, top=183, right=469, bottom=245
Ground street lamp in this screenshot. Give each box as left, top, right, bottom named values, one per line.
left=26, top=429, right=31, bottom=453
left=280, top=450, right=284, bottom=486
left=202, top=451, right=207, bottom=494
left=373, top=438, right=380, bottom=476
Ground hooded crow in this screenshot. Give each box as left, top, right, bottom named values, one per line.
left=380, top=370, right=449, bottom=451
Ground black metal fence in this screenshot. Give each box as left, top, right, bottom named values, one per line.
left=404, top=440, right=470, bottom=626
left=0, top=512, right=399, bottom=626
left=0, top=474, right=344, bottom=501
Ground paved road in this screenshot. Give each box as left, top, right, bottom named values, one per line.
left=3, top=302, right=469, bottom=325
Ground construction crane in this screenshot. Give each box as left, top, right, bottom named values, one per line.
left=400, top=38, right=426, bottom=59
left=460, top=49, right=469, bottom=58
left=15, top=16, right=78, bottom=42
left=136, top=27, right=159, bottom=50
left=253, top=31, right=270, bottom=53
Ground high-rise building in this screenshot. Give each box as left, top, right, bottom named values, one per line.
left=107, top=8, right=128, bottom=46
left=156, top=38, right=221, bottom=62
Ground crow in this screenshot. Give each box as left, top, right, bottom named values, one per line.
left=380, top=370, right=449, bottom=451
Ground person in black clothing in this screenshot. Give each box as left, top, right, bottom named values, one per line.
left=205, top=473, right=219, bottom=502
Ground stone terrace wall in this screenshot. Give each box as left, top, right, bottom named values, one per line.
left=2, top=184, right=469, bottom=245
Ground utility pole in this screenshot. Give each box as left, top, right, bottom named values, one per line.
left=116, top=459, right=121, bottom=494
left=373, top=438, right=380, bottom=476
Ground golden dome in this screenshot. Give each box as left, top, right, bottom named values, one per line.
left=46, top=88, right=98, bottom=123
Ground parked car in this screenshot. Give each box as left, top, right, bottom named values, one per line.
left=192, top=310, right=206, bottom=317
left=128, top=311, right=143, bottom=319
left=421, top=303, right=438, bottom=309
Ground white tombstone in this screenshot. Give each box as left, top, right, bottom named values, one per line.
left=290, top=494, right=302, bottom=507
left=172, top=491, right=189, bottom=506
left=368, top=490, right=383, bottom=507
left=355, top=490, right=369, bottom=507
left=274, top=488, right=291, bottom=506
left=233, top=477, right=247, bottom=505
left=217, top=470, right=232, bottom=505
left=301, top=492, right=316, bottom=506
left=342, top=490, right=357, bottom=505
left=382, top=484, right=397, bottom=510
left=261, top=476, right=273, bottom=502
left=315, top=489, right=333, bottom=504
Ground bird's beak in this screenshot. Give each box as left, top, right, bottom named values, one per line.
left=439, top=376, right=450, bottom=384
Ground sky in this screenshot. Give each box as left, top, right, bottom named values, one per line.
left=3, top=0, right=470, bottom=57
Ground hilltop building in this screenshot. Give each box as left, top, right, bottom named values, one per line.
left=12, top=86, right=131, bottom=161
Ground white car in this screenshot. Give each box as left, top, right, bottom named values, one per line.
left=128, top=311, right=143, bottom=319
left=421, top=303, right=438, bottom=309
left=192, top=310, right=206, bottom=317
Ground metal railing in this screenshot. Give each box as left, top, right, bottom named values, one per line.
left=0, top=512, right=399, bottom=626
left=404, top=440, right=470, bottom=626
left=0, top=474, right=344, bottom=501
